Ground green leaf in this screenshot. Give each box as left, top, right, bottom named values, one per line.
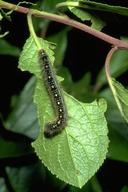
left=97, top=49, right=128, bottom=88
left=18, top=36, right=108, bottom=188
left=110, top=78, right=128, bottom=123
left=100, top=88, right=128, bottom=162
left=108, top=127, right=128, bottom=162
left=64, top=0, right=128, bottom=17
left=0, top=39, right=20, bottom=56
left=91, top=15, right=105, bottom=31
left=90, top=176, right=102, bottom=192
left=77, top=1, right=128, bottom=17
left=121, top=186, right=128, bottom=192
left=69, top=5, right=91, bottom=21
left=6, top=162, right=45, bottom=192
left=32, top=96, right=108, bottom=188
left=0, top=137, right=32, bottom=158
left=5, top=77, right=39, bottom=139
left=67, top=0, right=105, bottom=30
left=0, top=178, right=9, bottom=192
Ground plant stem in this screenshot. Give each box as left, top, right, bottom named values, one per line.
left=105, top=47, right=124, bottom=115
left=1, top=0, right=128, bottom=49
left=27, top=13, right=41, bottom=49
left=105, top=47, right=118, bottom=81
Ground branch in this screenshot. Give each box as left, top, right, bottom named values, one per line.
left=105, top=46, right=118, bottom=81
left=104, top=46, right=126, bottom=119
left=0, top=0, right=128, bottom=48
left=94, top=46, right=119, bottom=93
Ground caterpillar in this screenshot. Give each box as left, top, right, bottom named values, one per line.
left=39, top=49, right=67, bottom=138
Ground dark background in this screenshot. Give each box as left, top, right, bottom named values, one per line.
left=0, top=0, right=128, bottom=191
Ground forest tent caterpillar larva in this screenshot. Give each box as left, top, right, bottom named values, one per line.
left=39, top=49, right=67, bottom=138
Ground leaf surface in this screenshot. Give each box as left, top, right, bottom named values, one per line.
left=0, top=178, right=9, bottom=192
left=0, top=137, right=32, bottom=158
left=78, top=1, right=128, bottom=16
left=5, top=77, right=39, bottom=139
left=0, top=39, right=20, bottom=56
left=100, top=88, right=128, bottom=162
left=18, top=36, right=108, bottom=188
left=67, top=0, right=105, bottom=30
left=111, top=78, right=128, bottom=123
left=6, top=163, right=45, bottom=192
